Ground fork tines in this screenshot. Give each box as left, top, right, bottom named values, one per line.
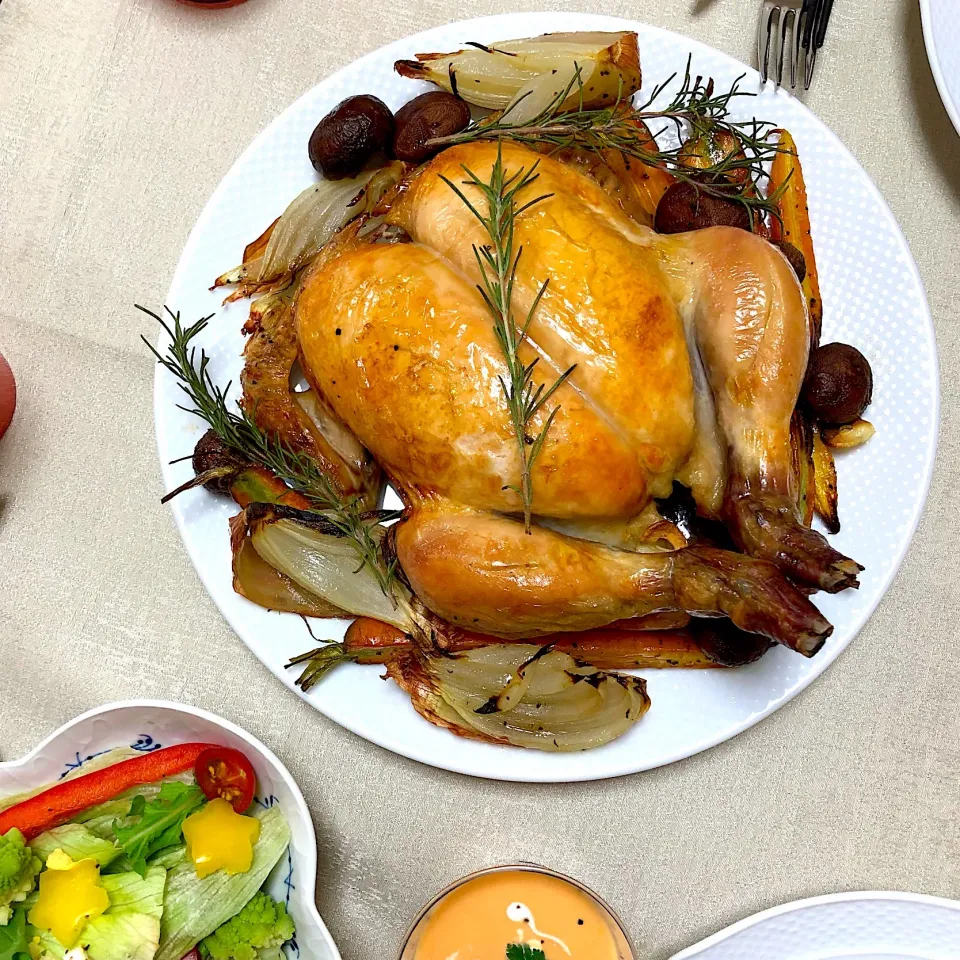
left=758, top=0, right=818, bottom=90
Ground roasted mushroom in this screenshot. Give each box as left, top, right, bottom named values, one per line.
left=654, top=181, right=751, bottom=234
left=678, top=127, right=749, bottom=186
left=802, top=342, right=874, bottom=425
left=392, top=91, right=470, bottom=164
left=308, top=95, right=395, bottom=179
left=191, top=430, right=247, bottom=494
left=691, top=619, right=774, bottom=667
left=773, top=239, right=807, bottom=283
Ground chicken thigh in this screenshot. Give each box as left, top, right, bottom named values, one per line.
left=295, top=141, right=860, bottom=656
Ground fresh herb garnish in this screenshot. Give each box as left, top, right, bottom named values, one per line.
left=440, top=145, right=575, bottom=533
left=506, top=945, right=547, bottom=960
left=113, top=781, right=205, bottom=876
left=428, top=58, right=787, bottom=226
left=140, top=305, right=399, bottom=597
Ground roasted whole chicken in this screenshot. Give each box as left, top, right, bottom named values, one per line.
left=293, top=141, right=862, bottom=658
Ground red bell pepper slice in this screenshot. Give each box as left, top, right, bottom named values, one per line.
left=0, top=742, right=216, bottom=840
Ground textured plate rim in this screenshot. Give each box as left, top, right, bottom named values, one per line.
left=919, top=0, right=960, bottom=137
left=0, top=699, right=342, bottom=960
left=154, top=12, right=940, bottom=783
left=669, top=891, right=960, bottom=958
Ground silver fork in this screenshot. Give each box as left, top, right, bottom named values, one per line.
left=758, top=0, right=815, bottom=89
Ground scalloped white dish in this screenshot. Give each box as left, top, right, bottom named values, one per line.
left=154, top=12, right=939, bottom=782
left=670, top=891, right=960, bottom=959
left=0, top=700, right=341, bottom=960
left=921, top=0, right=960, bottom=136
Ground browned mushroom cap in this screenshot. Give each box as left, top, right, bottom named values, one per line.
left=802, top=343, right=874, bottom=425
left=654, top=181, right=751, bottom=234
left=690, top=619, right=775, bottom=667
left=308, top=95, right=395, bottom=179
left=391, top=91, right=470, bottom=164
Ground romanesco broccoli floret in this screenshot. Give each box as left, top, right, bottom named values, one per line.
left=0, top=830, right=40, bottom=926
left=198, top=891, right=295, bottom=960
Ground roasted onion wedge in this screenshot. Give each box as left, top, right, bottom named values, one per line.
left=244, top=503, right=417, bottom=632
left=233, top=531, right=345, bottom=618
left=387, top=645, right=651, bottom=751
left=395, top=31, right=641, bottom=117
left=214, top=161, right=405, bottom=294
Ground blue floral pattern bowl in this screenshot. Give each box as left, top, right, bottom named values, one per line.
left=0, top=700, right=341, bottom=960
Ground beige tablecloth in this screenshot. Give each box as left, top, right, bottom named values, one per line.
left=1, top=0, right=958, bottom=956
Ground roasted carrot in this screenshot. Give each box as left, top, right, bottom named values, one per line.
left=230, top=465, right=312, bottom=510
left=548, top=628, right=719, bottom=669
left=340, top=618, right=719, bottom=669
left=343, top=617, right=416, bottom=663
left=0, top=742, right=216, bottom=840
left=769, top=129, right=823, bottom=349
left=605, top=611, right=691, bottom=631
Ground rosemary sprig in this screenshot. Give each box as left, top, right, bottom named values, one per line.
left=428, top=58, right=787, bottom=224
left=440, top=146, right=575, bottom=533
left=139, top=304, right=399, bottom=597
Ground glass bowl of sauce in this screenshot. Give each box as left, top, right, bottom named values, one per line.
left=397, top=864, right=636, bottom=960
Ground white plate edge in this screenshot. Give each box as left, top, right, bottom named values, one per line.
left=668, top=890, right=960, bottom=959
left=919, top=0, right=960, bottom=137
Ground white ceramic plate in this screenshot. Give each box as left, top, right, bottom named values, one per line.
left=921, top=0, right=960, bottom=135
left=154, top=13, right=939, bottom=782
left=670, top=891, right=960, bottom=959
left=0, top=700, right=341, bottom=960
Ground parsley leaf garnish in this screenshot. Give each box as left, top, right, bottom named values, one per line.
left=506, top=945, right=547, bottom=960
left=113, top=781, right=205, bottom=875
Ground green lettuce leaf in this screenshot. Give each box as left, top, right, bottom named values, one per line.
left=73, top=772, right=197, bottom=843
left=155, top=806, right=290, bottom=960
left=0, top=908, right=30, bottom=960
left=113, top=784, right=205, bottom=876
left=30, top=825, right=121, bottom=870
left=29, top=866, right=166, bottom=960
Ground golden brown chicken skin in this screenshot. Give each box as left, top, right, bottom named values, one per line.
left=295, top=142, right=860, bottom=654
left=388, top=142, right=696, bottom=496
left=296, top=239, right=649, bottom=519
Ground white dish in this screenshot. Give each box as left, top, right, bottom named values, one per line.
left=154, top=12, right=939, bottom=782
left=921, top=0, right=960, bottom=136
left=670, top=891, right=960, bottom=959
left=0, top=700, right=341, bottom=960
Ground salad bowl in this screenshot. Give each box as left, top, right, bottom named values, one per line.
left=0, top=699, right=341, bottom=960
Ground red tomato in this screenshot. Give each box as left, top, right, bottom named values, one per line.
left=180, top=952, right=200, bottom=960
left=0, top=352, right=14, bottom=440
left=194, top=747, right=257, bottom=812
